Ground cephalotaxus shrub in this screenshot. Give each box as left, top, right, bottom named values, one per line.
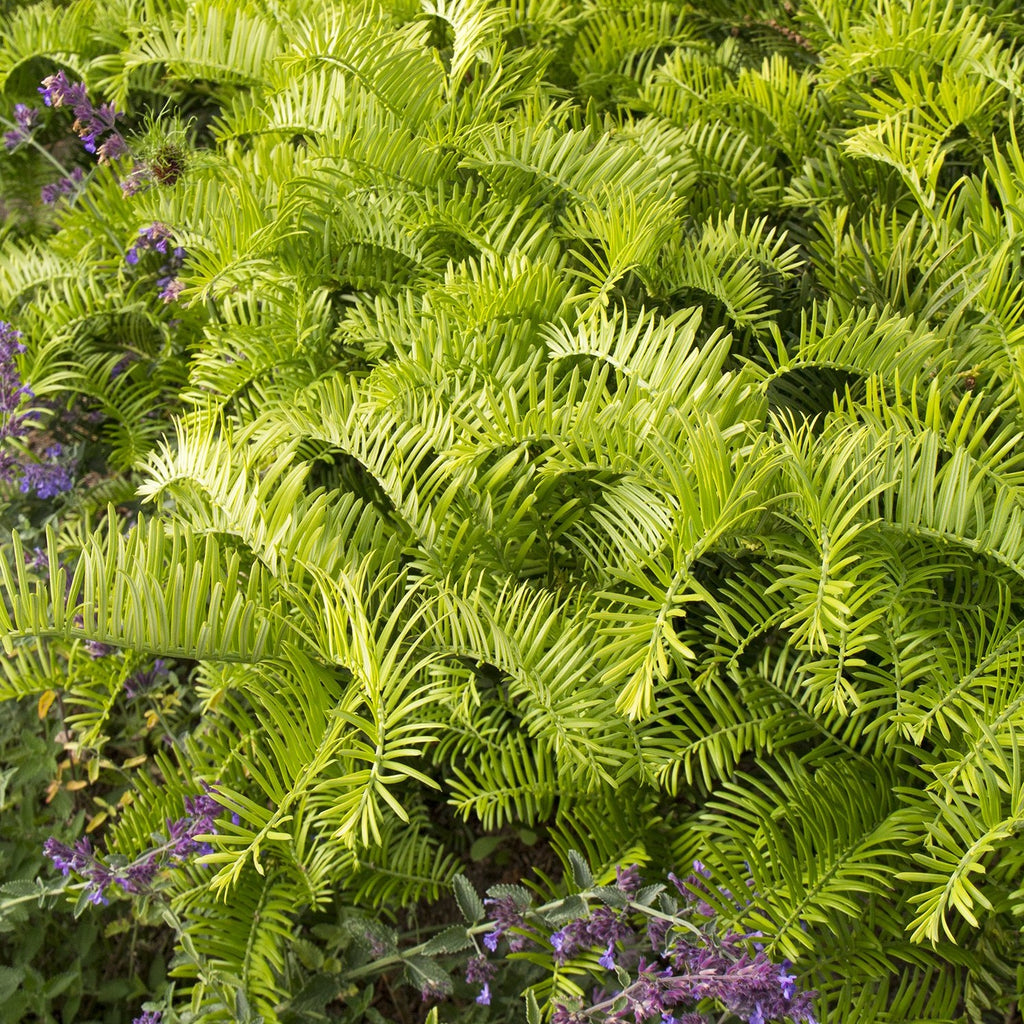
left=4, top=2, right=1024, bottom=1023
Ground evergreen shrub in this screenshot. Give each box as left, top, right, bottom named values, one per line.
left=2, top=1, right=1024, bottom=1021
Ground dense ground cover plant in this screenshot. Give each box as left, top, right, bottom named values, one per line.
left=3, top=0, right=1024, bottom=1021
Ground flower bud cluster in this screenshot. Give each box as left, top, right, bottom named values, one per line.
left=43, top=784, right=224, bottom=905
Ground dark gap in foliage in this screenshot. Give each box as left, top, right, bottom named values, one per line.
left=766, top=365, right=866, bottom=423
left=306, top=448, right=396, bottom=519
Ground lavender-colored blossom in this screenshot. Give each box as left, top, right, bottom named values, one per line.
left=125, top=224, right=188, bottom=303
left=40, top=166, right=86, bottom=205
left=97, top=132, right=128, bottom=164
left=465, top=955, right=495, bottom=985
left=42, top=838, right=77, bottom=876
left=19, top=445, right=73, bottom=499
left=132, top=1011, right=162, bottom=1024
left=167, top=786, right=222, bottom=860
left=482, top=893, right=533, bottom=952
left=158, top=277, right=185, bottom=304
left=120, top=162, right=153, bottom=197
left=465, top=955, right=495, bottom=1005
left=616, top=864, right=641, bottom=897
left=467, top=861, right=818, bottom=1024
left=0, top=323, right=29, bottom=443
left=24, top=546, right=48, bottom=571
left=778, top=963, right=796, bottom=1000
left=37, top=73, right=126, bottom=162
left=647, top=916, right=671, bottom=950
left=3, top=103, right=39, bottom=150
left=38, top=72, right=88, bottom=110
left=124, top=658, right=168, bottom=698
left=44, top=786, right=227, bottom=907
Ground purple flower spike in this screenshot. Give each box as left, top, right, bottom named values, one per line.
left=40, top=167, right=85, bottom=206
left=132, top=1011, right=162, bottom=1024
left=19, top=445, right=73, bottom=499
left=97, top=133, right=128, bottom=164
left=38, top=71, right=87, bottom=110
left=42, top=838, right=76, bottom=876
left=3, top=103, right=38, bottom=150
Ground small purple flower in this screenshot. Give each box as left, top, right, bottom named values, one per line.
left=40, top=166, right=85, bottom=205
left=598, top=941, right=616, bottom=969
left=123, top=856, right=159, bottom=892
left=43, top=838, right=76, bottom=876
left=465, top=955, right=495, bottom=1005
left=17, top=444, right=73, bottom=499
left=3, top=103, right=38, bottom=149
left=465, top=955, right=495, bottom=984
left=120, top=164, right=152, bottom=197
left=482, top=893, right=533, bottom=952
left=779, top=963, right=796, bottom=1000
left=97, top=132, right=128, bottom=164
left=38, top=72, right=88, bottom=110
left=24, top=546, right=48, bottom=571
left=132, top=1011, right=162, bottom=1024
left=124, top=658, right=168, bottom=698
left=648, top=916, right=671, bottom=950
left=616, top=863, right=641, bottom=896
left=158, top=278, right=185, bottom=304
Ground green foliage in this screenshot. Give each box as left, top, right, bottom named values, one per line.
left=3, top=0, right=1024, bottom=1022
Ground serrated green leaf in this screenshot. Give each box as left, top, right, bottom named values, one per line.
left=485, top=883, right=533, bottom=910
left=542, top=893, right=588, bottom=924
left=568, top=849, right=593, bottom=889
left=592, top=886, right=628, bottom=908
left=525, top=988, right=542, bottom=1024
left=404, top=954, right=452, bottom=996
left=0, top=880, right=42, bottom=898
left=72, top=888, right=95, bottom=919
left=633, top=883, right=664, bottom=907
left=422, top=925, right=472, bottom=955
left=452, top=874, right=485, bottom=923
